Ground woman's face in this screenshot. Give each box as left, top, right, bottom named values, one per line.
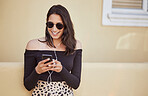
left=47, top=14, right=64, bottom=40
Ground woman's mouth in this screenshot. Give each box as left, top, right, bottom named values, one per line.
left=52, top=31, right=60, bottom=36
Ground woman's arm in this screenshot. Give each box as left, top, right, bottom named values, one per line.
left=59, top=40, right=82, bottom=89
left=24, top=40, right=40, bottom=91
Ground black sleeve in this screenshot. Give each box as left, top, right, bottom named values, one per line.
left=23, top=50, right=40, bottom=91
left=59, top=50, right=82, bottom=89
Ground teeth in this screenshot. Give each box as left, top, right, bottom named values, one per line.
left=52, top=32, right=59, bottom=35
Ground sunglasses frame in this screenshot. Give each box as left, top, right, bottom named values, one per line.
left=46, top=22, right=64, bottom=30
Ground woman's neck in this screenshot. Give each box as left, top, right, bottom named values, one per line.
left=53, top=39, right=62, bottom=47
left=51, top=38, right=66, bottom=51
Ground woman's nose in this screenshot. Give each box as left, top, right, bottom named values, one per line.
left=52, top=25, right=57, bottom=32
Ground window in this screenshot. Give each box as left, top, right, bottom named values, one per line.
left=102, top=0, right=148, bottom=27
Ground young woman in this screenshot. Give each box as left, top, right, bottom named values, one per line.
left=24, top=5, right=82, bottom=96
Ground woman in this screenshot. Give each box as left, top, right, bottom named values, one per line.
left=24, top=5, right=82, bottom=96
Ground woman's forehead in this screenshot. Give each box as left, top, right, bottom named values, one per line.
left=48, top=14, right=63, bottom=23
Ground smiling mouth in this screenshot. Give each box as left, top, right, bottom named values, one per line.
left=52, top=31, right=60, bottom=35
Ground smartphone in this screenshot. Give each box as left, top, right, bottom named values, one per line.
left=42, top=54, right=53, bottom=64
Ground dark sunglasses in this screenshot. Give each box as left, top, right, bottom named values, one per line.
left=46, top=22, right=64, bottom=30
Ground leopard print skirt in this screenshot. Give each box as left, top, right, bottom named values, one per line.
left=32, top=80, right=73, bottom=96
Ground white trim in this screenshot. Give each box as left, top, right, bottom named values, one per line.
left=143, top=0, right=148, bottom=12
left=109, top=13, right=148, bottom=21
left=102, top=0, right=148, bottom=27
left=112, top=8, right=148, bottom=14
left=102, top=0, right=112, bottom=25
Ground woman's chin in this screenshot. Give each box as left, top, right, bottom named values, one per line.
left=51, top=36, right=61, bottom=40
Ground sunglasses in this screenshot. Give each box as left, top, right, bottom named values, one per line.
left=46, top=22, right=64, bottom=30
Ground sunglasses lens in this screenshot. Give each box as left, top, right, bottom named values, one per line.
left=46, top=22, right=54, bottom=28
left=56, top=23, right=64, bottom=30
left=46, top=22, right=64, bottom=30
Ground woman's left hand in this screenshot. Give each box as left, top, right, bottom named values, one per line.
left=50, top=59, right=63, bottom=72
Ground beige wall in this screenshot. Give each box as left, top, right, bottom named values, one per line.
left=0, top=0, right=148, bottom=62
left=1, top=62, right=148, bottom=96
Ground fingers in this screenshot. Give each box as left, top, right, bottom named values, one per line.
left=40, top=61, right=56, bottom=69
left=49, top=63, right=63, bottom=72
left=41, top=64, right=62, bottom=73
left=40, top=68, right=51, bottom=73
left=36, top=59, right=53, bottom=74
left=39, top=59, right=53, bottom=66
left=36, top=59, right=62, bottom=74
left=45, top=61, right=54, bottom=66
left=50, top=63, right=61, bottom=68
left=39, top=58, right=51, bottom=64
left=50, top=67, right=62, bottom=72
left=53, top=59, right=60, bottom=64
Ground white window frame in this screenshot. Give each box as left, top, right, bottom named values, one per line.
left=102, top=0, right=148, bottom=27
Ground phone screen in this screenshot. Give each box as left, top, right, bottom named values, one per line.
left=42, top=54, right=53, bottom=64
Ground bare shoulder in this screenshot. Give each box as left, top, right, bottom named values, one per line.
left=26, top=37, right=45, bottom=50
left=38, top=37, right=45, bottom=41
left=75, top=40, right=82, bottom=50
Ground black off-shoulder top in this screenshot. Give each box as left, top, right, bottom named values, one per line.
left=23, top=49, right=82, bottom=91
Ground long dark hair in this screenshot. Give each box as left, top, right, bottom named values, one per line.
left=40, top=5, right=76, bottom=55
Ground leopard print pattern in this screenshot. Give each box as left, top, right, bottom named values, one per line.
left=32, top=80, right=73, bottom=96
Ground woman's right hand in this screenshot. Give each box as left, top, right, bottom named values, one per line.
left=35, top=58, right=53, bottom=74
